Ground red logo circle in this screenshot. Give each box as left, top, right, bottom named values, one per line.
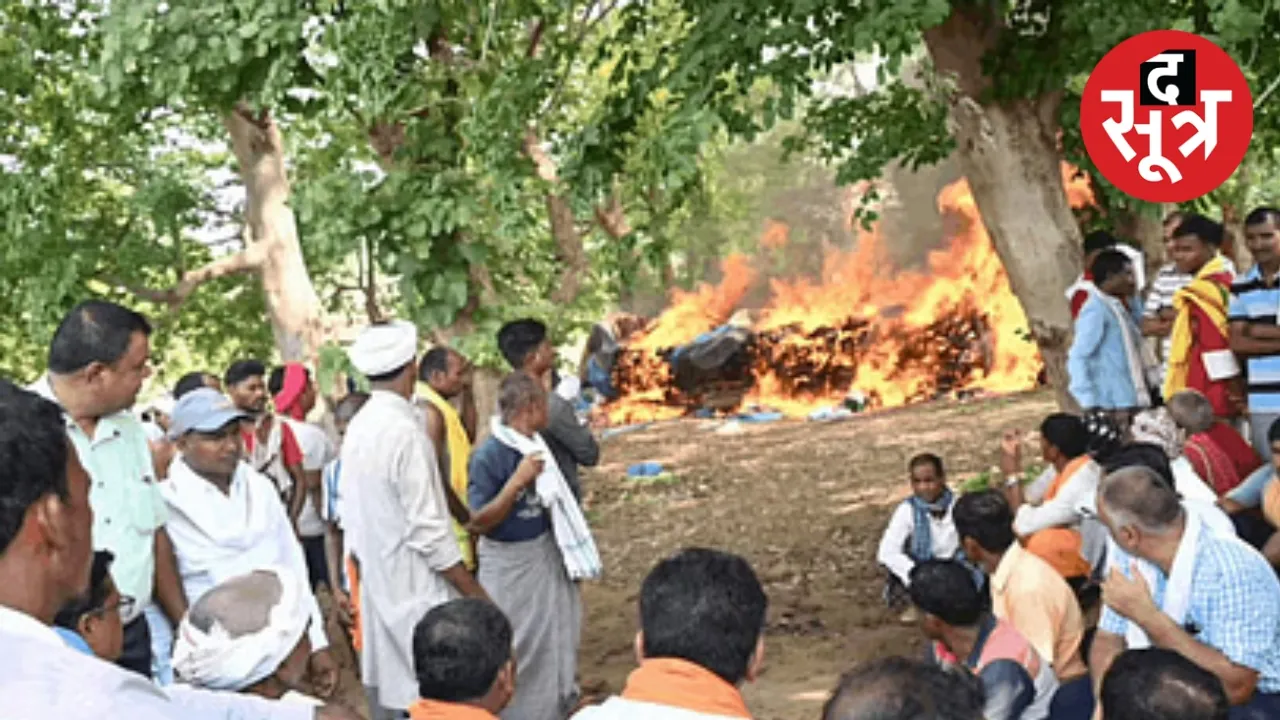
left=1080, top=30, right=1253, bottom=203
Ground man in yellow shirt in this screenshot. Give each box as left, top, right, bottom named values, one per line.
left=953, top=490, right=1093, bottom=720
left=418, top=347, right=478, bottom=570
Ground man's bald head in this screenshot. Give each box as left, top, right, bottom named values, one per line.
left=822, top=657, right=983, bottom=720
left=188, top=570, right=283, bottom=638
left=1099, top=466, right=1183, bottom=536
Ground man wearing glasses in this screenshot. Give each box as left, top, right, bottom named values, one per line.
left=53, top=550, right=133, bottom=661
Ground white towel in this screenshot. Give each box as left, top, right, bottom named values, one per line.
left=172, top=565, right=310, bottom=691
left=490, top=417, right=603, bottom=581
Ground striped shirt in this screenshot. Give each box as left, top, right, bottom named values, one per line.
left=1229, top=266, right=1280, bottom=413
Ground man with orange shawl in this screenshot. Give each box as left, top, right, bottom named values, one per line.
left=573, top=549, right=766, bottom=720
left=1001, top=415, right=1102, bottom=590
left=1163, top=215, right=1239, bottom=419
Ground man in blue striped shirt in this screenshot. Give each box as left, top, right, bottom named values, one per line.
left=1228, top=207, right=1280, bottom=458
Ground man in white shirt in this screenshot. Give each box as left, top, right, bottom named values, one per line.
left=342, top=320, right=489, bottom=719
left=876, top=453, right=963, bottom=622
left=162, top=387, right=339, bottom=698
left=0, top=378, right=353, bottom=720
left=270, top=363, right=334, bottom=591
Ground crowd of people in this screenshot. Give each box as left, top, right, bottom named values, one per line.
left=876, top=206, right=1280, bottom=720
left=4, top=208, right=1280, bottom=720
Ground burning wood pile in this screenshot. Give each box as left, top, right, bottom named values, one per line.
left=609, top=305, right=998, bottom=423
left=596, top=173, right=1080, bottom=426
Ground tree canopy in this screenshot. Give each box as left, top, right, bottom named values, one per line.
left=3, top=0, right=1279, bottom=393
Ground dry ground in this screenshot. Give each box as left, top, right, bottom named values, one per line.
left=322, top=389, right=1059, bottom=719
left=577, top=390, right=1058, bottom=720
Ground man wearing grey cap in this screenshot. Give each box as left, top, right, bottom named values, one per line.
left=341, top=320, right=489, bottom=719
left=161, top=388, right=339, bottom=698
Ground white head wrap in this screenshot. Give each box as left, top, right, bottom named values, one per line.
left=171, top=566, right=311, bottom=691
left=349, top=320, right=418, bottom=377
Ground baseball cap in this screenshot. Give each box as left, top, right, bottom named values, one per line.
left=168, top=388, right=249, bottom=440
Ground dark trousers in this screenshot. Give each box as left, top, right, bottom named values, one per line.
left=117, top=615, right=153, bottom=678
left=1049, top=676, right=1095, bottom=720
left=1230, top=692, right=1280, bottom=719
left=302, top=534, right=329, bottom=591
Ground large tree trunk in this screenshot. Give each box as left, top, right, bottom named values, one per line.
left=1116, top=209, right=1167, bottom=279
left=924, top=9, right=1080, bottom=410
left=224, top=107, right=326, bottom=362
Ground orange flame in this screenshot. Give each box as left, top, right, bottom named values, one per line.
left=606, top=167, right=1090, bottom=424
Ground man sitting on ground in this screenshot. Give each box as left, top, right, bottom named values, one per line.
left=876, top=453, right=966, bottom=623
left=173, top=567, right=320, bottom=706
left=1102, top=648, right=1229, bottom=720
left=52, top=550, right=129, bottom=661
left=821, top=656, right=984, bottom=720
left=952, top=492, right=1092, bottom=719
left=408, top=598, right=516, bottom=719
left=912, top=559, right=1058, bottom=720
left=1090, top=466, right=1280, bottom=717
left=1001, top=415, right=1100, bottom=583
left=1167, top=390, right=1251, bottom=496
left=573, top=548, right=768, bottom=720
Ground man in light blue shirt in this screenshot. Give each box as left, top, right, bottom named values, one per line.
left=1068, top=249, right=1152, bottom=427
left=30, top=300, right=187, bottom=678
left=1090, top=466, right=1280, bottom=719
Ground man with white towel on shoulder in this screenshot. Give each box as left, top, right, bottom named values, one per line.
left=1089, top=465, right=1280, bottom=719
left=468, top=371, right=602, bottom=720
left=341, top=320, right=489, bottom=720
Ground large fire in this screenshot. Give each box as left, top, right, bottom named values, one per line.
left=605, top=169, right=1091, bottom=424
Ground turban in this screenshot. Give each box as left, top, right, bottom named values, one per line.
left=172, top=566, right=310, bottom=691
left=349, top=320, right=418, bottom=377
left=273, top=363, right=309, bottom=421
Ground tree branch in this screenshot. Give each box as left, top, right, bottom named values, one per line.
left=112, top=244, right=268, bottom=310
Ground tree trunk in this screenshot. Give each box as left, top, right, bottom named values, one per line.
left=224, top=107, right=327, bottom=362
left=924, top=9, right=1080, bottom=410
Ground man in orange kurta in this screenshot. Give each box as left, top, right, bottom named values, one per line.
left=407, top=599, right=514, bottom=720
left=1164, top=215, right=1239, bottom=418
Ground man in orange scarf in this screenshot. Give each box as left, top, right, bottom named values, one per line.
left=1001, top=415, right=1101, bottom=585
left=573, top=549, right=766, bottom=720
left=1163, top=214, right=1239, bottom=419
left=408, top=599, right=515, bottom=720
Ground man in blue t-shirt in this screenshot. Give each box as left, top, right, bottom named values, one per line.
left=468, top=372, right=582, bottom=720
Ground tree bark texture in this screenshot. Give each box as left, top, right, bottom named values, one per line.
left=924, top=8, right=1080, bottom=410
left=223, top=106, right=327, bottom=362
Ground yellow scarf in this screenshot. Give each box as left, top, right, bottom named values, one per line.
left=420, top=383, right=475, bottom=570
left=1164, top=255, right=1230, bottom=399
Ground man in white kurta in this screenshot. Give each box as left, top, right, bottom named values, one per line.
left=160, top=388, right=337, bottom=696
left=342, top=320, right=488, bottom=717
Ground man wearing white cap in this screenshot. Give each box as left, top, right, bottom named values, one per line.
left=341, top=320, right=489, bottom=719
left=162, top=388, right=338, bottom=698
left=173, top=566, right=321, bottom=705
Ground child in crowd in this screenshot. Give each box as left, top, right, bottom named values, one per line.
left=876, top=454, right=963, bottom=623
left=52, top=550, right=128, bottom=662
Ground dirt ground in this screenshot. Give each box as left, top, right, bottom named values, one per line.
left=576, top=389, right=1058, bottom=720
left=321, top=389, right=1059, bottom=719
